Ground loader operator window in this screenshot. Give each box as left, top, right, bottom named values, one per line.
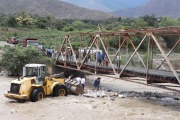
left=25, top=67, right=38, bottom=77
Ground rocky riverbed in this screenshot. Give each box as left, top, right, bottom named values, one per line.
left=0, top=75, right=180, bottom=120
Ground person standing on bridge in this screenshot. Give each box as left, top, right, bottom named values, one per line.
left=69, top=50, right=73, bottom=61
left=83, top=49, right=87, bottom=63
left=97, top=52, right=102, bottom=66
left=46, top=48, right=51, bottom=58
left=102, top=52, right=105, bottom=65
left=76, top=50, right=80, bottom=62
left=104, top=54, right=109, bottom=67
left=67, top=47, right=71, bottom=61
left=117, top=55, right=121, bottom=68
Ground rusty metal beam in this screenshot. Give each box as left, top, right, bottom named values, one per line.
left=99, top=35, right=117, bottom=76
left=146, top=36, right=151, bottom=84
left=151, top=35, right=180, bottom=84
left=112, top=37, right=127, bottom=63
left=79, top=35, right=98, bottom=69
left=67, top=36, right=79, bottom=69
left=119, top=35, right=147, bottom=77
left=55, top=37, right=66, bottom=62
left=129, top=38, right=146, bottom=68
left=156, top=39, right=180, bottom=70
left=67, top=27, right=180, bottom=37
left=64, top=36, right=68, bottom=67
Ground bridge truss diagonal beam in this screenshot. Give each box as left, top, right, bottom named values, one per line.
left=156, top=39, right=180, bottom=70
left=151, top=35, right=180, bottom=84
left=119, top=35, right=147, bottom=77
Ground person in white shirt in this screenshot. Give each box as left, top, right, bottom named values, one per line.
left=81, top=77, right=86, bottom=90
left=117, top=55, right=121, bottom=68
left=76, top=77, right=82, bottom=84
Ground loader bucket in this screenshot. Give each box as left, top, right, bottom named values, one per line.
left=65, top=78, right=84, bottom=95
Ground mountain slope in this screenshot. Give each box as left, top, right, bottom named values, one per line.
left=114, top=0, right=180, bottom=18
left=60, top=0, right=149, bottom=12
left=0, top=0, right=116, bottom=20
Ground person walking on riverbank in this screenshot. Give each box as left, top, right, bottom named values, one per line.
left=92, top=77, right=101, bottom=90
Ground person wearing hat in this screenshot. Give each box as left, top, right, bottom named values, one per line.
left=92, top=77, right=101, bottom=90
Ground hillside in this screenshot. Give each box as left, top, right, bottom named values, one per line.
left=113, top=0, right=180, bottom=18
left=60, top=0, right=149, bottom=12
left=0, top=0, right=116, bottom=20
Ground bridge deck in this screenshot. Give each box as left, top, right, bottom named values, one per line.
left=56, top=59, right=180, bottom=84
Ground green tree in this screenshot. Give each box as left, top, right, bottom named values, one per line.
left=72, top=20, right=85, bottom=31
left=132, top=18, right=148, bottom=28
left=1, top=15, right=17, bottom=27
left=54, top=19, right=66, bottom=30
left=16, top=11, right=33, bottom=27
left=46, top=16, right=54, bottom=29
left=142, top=14, right=157, bottom=27
left=159, top=17, right=180, bottom=27
left=35, top=17, right=52, bottom=29
left=1, top=46, right=52, bottom=75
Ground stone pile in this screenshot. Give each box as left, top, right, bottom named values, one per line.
left=82, top=90, right=180, bottom=101
left=82, top=89, right=125, bottom=101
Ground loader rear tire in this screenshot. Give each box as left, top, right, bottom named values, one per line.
left=53, top=85, right=68, bottom=97
left=30, top=88, right=45, bottom=102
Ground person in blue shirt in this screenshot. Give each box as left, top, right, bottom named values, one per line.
left=92, top=77, right=101, bottom=90
left=97, top=52, right=102, bottom=66
left=46, top=48, right=50, bottom=57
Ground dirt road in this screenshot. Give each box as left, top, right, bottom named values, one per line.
left=0, top=41, right=14, bottom=47
left=0, top=75, right=180, bottom=120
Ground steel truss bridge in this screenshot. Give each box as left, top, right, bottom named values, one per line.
left=55, top=27, right=180, bottom=85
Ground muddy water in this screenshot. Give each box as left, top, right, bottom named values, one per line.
left=0, top=76, right=180, bottom=120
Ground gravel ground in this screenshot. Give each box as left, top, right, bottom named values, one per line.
left=0, top=75, right=180, bottom=120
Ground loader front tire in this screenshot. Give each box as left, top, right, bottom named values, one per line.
left=53, top=85, right=68, bottom=97
left=31, top=88, right=45, bottom=102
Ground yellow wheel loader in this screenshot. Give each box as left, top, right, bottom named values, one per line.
left=4, top=64, right=70, bottom=102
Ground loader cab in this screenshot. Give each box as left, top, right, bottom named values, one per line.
left=23, top=64, right=46, bottom=78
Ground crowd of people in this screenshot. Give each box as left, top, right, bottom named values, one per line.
left=40, top=46, right=121, bottom=68
left=76, top=50, right=110, bottom=67
left=69, top=49, right=121, bottom=68
left=38, top=45, right=56, bottom=58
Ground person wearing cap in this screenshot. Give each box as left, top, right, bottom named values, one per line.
left=92, top=77, right=101, bottom=90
